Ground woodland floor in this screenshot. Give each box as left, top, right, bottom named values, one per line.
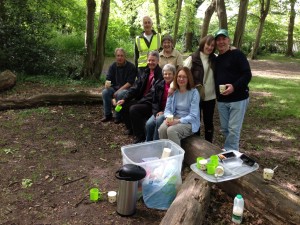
left=0, top=59, right=299, bottom=225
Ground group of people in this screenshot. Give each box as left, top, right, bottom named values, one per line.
left=101, top=16, right=252, bottom=151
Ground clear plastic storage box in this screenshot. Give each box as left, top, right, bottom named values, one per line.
left=121, top=139, right=185, bottom=169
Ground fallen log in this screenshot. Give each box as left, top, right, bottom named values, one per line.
left=161, top=135, right=300, bottom=225
left=0, top=91, right=102, bottom=111
left=160, top=172, right=211, bottom=225
left=160, top=137, right=219, bottom=225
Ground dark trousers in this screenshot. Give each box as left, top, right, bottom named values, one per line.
left=129, top=103, right=152, bottom=139
left=121, top=100, right=137, bottom=131
left=200, top=99, right=216, bottom=142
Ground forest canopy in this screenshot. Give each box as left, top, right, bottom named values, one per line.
left=0, top=0, right=299, bottom=77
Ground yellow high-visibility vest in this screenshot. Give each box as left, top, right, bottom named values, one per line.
left=136, top=33, right=161, bottom=68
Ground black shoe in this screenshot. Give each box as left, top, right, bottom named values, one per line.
left=133, top=136, right=145, bottom=144
left=101, top=116, right=112, bottom=122
left=114, top=119, right=122, bottom=124
left=124, top=129, right=133, bottom=135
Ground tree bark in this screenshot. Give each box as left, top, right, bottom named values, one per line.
left=160, top=172, right=211, bottom=225
left=80, top=0, right=96, bottom=79
left=94, top=0, right=110, bottom=79
left=167, top=136, right=300, bottom=225
left=201, top=0, right=216, bottom=39
left=0, top=92, right=102, bottom=111
left=216, top=0, right=227, bottom=29
left=173, top=0, right=183, bottom=47
left=249, top=0, right=271, bottom=60
left=183, top=0, right=203, bottom=51
left=233, top=0, right=249, bottom=49
left=153, top=0, right=161, bottom=34
left=285, top=0, right=296, bottom=57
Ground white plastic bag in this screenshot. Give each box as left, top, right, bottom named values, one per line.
left=142, top=160, right=182, bottom=210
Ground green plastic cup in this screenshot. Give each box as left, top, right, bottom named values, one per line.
left=206, top=163, right=216, bottom=175
left=90, top=188, right=99, bottom=202
left=210, top=155, right=219, bottom=166
left=115, top=105, right=122, bottom=112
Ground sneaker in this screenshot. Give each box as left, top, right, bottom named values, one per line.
left=133, top=136, right=145, bottom=144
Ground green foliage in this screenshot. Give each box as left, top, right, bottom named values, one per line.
left=0, top=0, right=85, bottom=75
left=50, top=33, right=85, bottom=54
left=249, top=76, right=300, bottom=119
left=257, top=54, right=300, bottom=63
left=106, top=18, right=134, bottom=56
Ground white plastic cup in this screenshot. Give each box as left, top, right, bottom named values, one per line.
left=199, top=159, right=208, bottom=171
left=215, top=165, right=225, bottom=177
left=263, top=168, right=274, bottom=180
left=107, top=191, right=117, bottom=203
left=219, top=85, right=226, bottom=94
left=105, top=80, right=111, bottom=88
left=161, top=148, right=171, bottom=159
left=166, top=115, right=174, bottom=123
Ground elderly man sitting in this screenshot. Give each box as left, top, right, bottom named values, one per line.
left=101, top=48, right=137, bottom=123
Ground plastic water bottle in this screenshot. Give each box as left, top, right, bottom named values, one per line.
left=232, top=194, right=244, bottom=224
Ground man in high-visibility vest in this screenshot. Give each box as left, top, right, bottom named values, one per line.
left=135, top=16, right=161, bottom=74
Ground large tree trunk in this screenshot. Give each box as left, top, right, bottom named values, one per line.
left=80, top=0, right=96, bottom=79
left=249, top=0, right=271, bottom=60
left=233, top=0, right=249, bottom=49
left=161, top=136, right=300, bottom=225
left=285, top=0, right=296, bottom=57
left=0, top=92, right=102, bottom=111
left=216, top=0, right=227, bottom=29
left=201, top=0, right=216, bottom=39
left=94, top=0, right=110, bottom=79
left=183, top=0, right=203, bottom=51
left=173, top=0, right=183, bottom=47
left=153, top=0, right=161, bottom=34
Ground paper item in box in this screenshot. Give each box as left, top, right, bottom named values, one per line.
left=142, top=157, right=160, bottom=162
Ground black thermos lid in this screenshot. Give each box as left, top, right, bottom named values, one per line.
left=115, top=164, right=146, bottom=181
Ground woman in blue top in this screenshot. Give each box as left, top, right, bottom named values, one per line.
left=158, top=67, right=200, bottom=146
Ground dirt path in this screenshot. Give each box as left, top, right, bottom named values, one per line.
left=249, top=60, right=300, bottom=79
left=103, top=57, right=300, bottom=79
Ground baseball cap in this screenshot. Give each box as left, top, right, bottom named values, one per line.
left=215, top=29, right=229, bottom=38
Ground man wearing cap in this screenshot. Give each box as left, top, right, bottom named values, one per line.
left=214, top=29, right=252, bottom=151
left=135, top=16, right=161, bottom=74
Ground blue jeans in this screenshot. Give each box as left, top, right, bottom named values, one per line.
left=102, top=88, right=128, bottom=120
left=217, top=98, right=249, bottom=151
left=145, top=114, right=165, bottom=141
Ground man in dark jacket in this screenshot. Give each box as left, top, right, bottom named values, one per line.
left=117, top=51, right=163, bottom=143
left=214, top=29, right=252, bottom=151
left=101, top=48, right=137, bottom=123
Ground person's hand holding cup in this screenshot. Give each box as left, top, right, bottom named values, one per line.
left=166, top=114, right=174, bottom=124
left=105, top=80, right=111, bottom=89
left=219, top=84, right=226, bottom=94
